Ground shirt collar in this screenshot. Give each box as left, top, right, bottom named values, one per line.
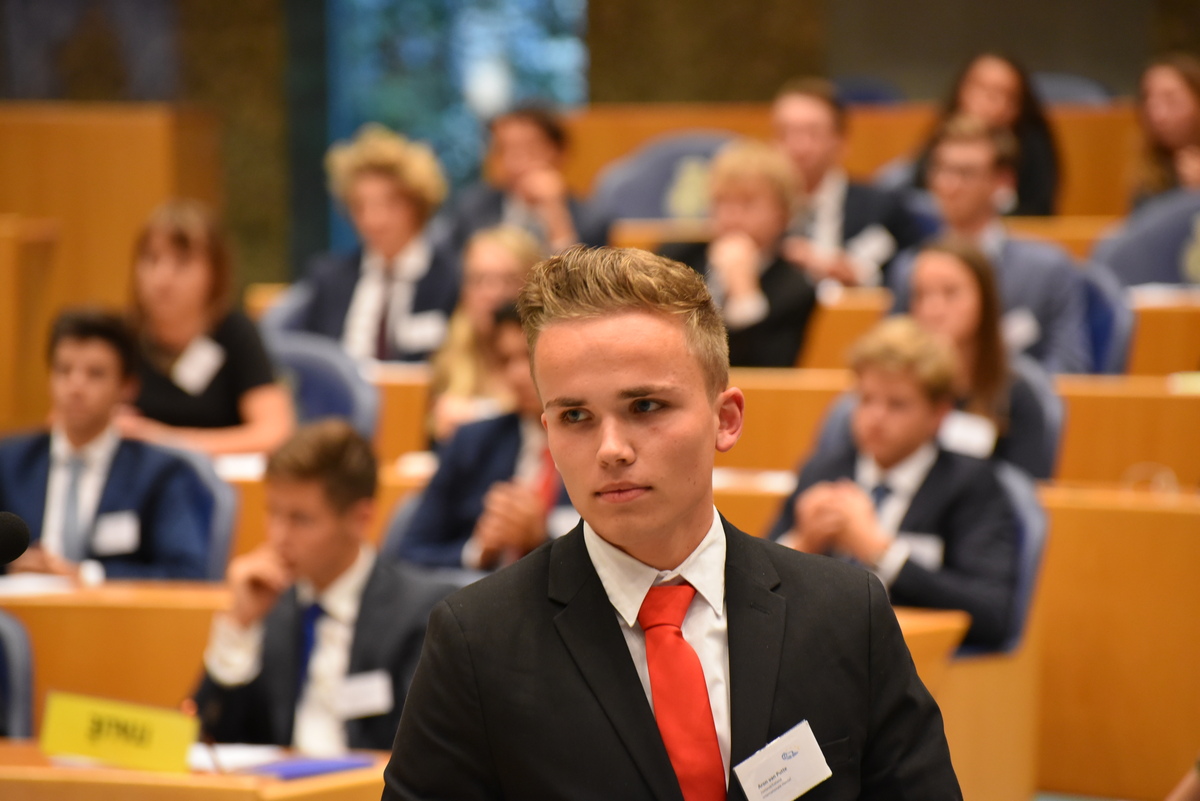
left=50, top=425, right=121, bottom=468
left=582, top=506, right=726, bottom=629
left=856, top=441, right=939, bottom=496
left=363, top=235, right=433, bottom=283
left=810, top=166, right=848, bottom=211
left=295, top=545, right=376, bottom=626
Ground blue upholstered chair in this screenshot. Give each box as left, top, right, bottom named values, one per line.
left=1092, top=189, right=1200, bottom=286
left=0, top=610, right=33, bottom=738
left=264, top=331, right=380, bottom=439
left=161, top=446, right=238, bottom=582
left=1031, top=72, right=1112, bottom=106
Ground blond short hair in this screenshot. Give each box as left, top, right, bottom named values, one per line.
left=465, top=225, right=544, bottom=276
left=266, top=419, right=377, bottom=512
left=325, top=123, right=448, bottom=222
left=849, top=316, right=957, bottom=404
left=708, top=139, right=796, bottom=213
left=517, top=246, right=729, bottom=398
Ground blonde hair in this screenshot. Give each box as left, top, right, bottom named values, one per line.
left=708, top=138, right=797, bottom=213
left=431, top=225, right=543, bottom=400
left=325, top=123, right=447, bottom=222
left=849, top=316, right=957, bottom=404
left=517, top=246, right=729, bottom=398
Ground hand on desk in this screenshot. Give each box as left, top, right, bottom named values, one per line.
left=782, top=236, right=859, bottom=285
left=8, top=546, right=81, bottom=581
left=792, top=480, right=890, bottom=566
left=227, top=546, right=294, bottom=629
left=470, top=481, right=548, bottom=569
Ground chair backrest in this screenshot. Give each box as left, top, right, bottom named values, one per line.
left=1091, top=189, right=1200, bottom=286
left=1031, top=71, right=1112, bottom=106
left=813, top=356, right=1062, bottom=480
left=264, top=331, right=380, bottom=439
left=380, top=491, right=423, bottom=562
left=989, top=461, right=1049, bottom=654
left=588, top=131, right=734, bottom=223
left=1080, top=261, right=1135, bottom=373
left=832, top=75, right=905, bottom=105
left=259, top=282, right=313, bottom=336
left=0, top=610, right=33, bottom=738
left=162, top=446, right=238, bottom=582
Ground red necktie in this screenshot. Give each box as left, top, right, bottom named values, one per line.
left=638, top=584, right=726, bottom=801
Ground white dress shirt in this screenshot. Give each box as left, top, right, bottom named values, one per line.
left=341, top=237, right=446, bottom=361
left=583, top=508, right=731, bottom=783
left=203, top=545, right=377, bottom=756
left=41, top=427, right=120, bottom=563
left=853, top=442, right=939, bottom=587
left=794, top=167, right=898, bottom=286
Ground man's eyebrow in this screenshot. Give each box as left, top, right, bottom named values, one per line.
left=544, top=396, right=586, bottom=409
left=618, top=385, right=675, bottom=399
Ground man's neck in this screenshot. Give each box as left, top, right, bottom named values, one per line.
left=610, top=500, right=714, bottom=572
left=62, top=421, right=109, bottom=451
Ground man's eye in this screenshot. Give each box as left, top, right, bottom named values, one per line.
left=632, top=399, right=663, bottom=414
left=561, top=409, right=589, bottom=424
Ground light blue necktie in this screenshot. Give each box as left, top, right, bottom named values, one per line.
left=60, top=454, right=88, bottom=562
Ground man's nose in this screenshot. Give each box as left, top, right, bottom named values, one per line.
left=596, top=418, right=635, bottom=466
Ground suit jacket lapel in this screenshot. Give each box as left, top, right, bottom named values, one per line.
left=22, top=435, right=53, bottom=543
left=548, top=529, right=685, bottom=801
left=898, top=449, right=952, bottom=533
left=723, top=519, right=786, bottom=773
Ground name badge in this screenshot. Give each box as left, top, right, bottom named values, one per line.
left=171, top=336, right=226, bottom=395
left=733, top=719, right=831, bottom=801
left=1002, top=307, right=1041, bottom=353
left=897, top=532, right=946, bottom=571
left=939, top=410, right=998, bottom=459
left=393, top=310, right=447, bottom=355
left=91, top=511, right=141, bottom=556
left=334, top=669, right=393, bottom=720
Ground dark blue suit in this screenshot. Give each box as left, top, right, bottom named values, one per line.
left=399, top=413, right=569, bottom=568
left=295, top=246, right=460, bottom=362
left=442, top=183, right=608, bottom=252
left=768, top=446, right=1018, bottom=649
left=889, top=235, right=1090, bottom=374
left=0, top=434, right=211, bottom=579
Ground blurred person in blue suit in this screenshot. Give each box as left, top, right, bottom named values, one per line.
left=0, top=310, right=210, bottom=581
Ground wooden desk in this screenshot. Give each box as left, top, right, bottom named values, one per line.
left=367, top=363, right=432, bottom=465
left=1127, top=291, right=1200, bottom=376
left=0, top=216, right=59, bottom=432
left=890, top=608, right=970, bottom=699
left=797, top=288, right=890, bottom=370
left=1055, top=374, right=1200, bottom=487
left=0, top=584, right=228, bottom=732
left=1037, top=485, right=1200, bottom=800
left=0, top=741, right=386, bottom=800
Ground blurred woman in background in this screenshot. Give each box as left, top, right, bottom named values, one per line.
left=428, top=225, right=541, bottom=442
left=120, top=200, right=294, bottom=455
left=913, top=52, right=1060, bottom=216
left=908, top=238, right=1053, bottom=478
left=1135, top=53, right=1200, bottom=207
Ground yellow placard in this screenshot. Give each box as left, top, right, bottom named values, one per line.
left=40, top=692, right=199, bottom=773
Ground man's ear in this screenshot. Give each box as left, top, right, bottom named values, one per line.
left=715, top=387, right=746, bottom=453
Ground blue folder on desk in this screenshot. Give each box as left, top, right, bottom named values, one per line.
left=245, top=754, right=376, bottom=780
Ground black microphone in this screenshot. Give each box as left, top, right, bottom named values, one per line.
left=0, top=512, right=31, bottom=565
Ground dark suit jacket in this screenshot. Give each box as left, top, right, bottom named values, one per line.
left=399, top=413, right=570, bottom=568
left=194, top=558, right=453, bottom=750
left=443, top=183, right=607, bottom=251
left=295, top=246, right=460, bottom=362
left=0, top=433, right=210, bottom=579
left=660, top=241, right=817, bottom=367
left=890, top=235, right=1090, bottom=374
left=383, top=519, right=961, bottom=800
left=842, top=182, right=924, bottom=283
left=768, top=447, right=1018, bottom=649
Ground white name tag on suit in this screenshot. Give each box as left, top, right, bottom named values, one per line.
left=1002, top=307, right=1041, bottom=353
left=91, top=511, right=141, bottom=556
left=734, top=719, right=831, bottom=800
left=171, top=336, right=226, bottom=395
left=938, top=410, right=998, bottom=459
left=334, top=669, right=393, bottom=720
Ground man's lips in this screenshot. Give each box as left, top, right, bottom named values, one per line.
left=595, top=484, right=650, bottom=503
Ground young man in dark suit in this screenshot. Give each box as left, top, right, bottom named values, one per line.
left=194, top=420, right=453, bottom=754
left=398, top=305, right=573, bottom=570
left=296, top=124, right=459, bottom=363
left=773, top=78, right=923, bottom=287
left=0, top=310, right=210, bottom=581
left=384, top=246, right=961, bottom=799
left=888, top=116, right=1091, bottom=374
left=769, top=316, right=1018, bottom=649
